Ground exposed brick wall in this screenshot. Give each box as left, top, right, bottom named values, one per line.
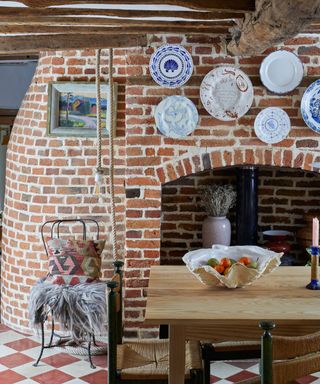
left=1, top=49, right=127, bottom=331
left=1, top=34, right=320, bottom=336
left=161, top=166, right=320, bottom=265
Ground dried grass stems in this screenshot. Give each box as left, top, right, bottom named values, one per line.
left=200, top=184, right=236, bottom=217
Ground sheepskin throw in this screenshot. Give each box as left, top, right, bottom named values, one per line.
left=29, top=280, right=107, bottom=342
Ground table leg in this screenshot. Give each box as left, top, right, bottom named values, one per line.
left=169, top=325, right=186, bottom=384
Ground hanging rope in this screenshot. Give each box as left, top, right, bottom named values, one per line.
left=94, top=49, right=104, bottom=198
left=94, top=48, right=119, bottom=261
left=96, top=49, right=102, bottom=172
left=108, top=48, right=119, bottom=261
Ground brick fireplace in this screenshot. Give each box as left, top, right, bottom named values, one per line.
left=1, top=34, right=320, bottom=337
left=160, top=166, right=320, bottom=265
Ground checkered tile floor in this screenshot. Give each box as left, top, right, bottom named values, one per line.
left=1, top=323, right=320, bottom=383
left=0, top=323, right=107, bottom=383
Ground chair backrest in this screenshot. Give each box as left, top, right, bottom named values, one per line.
left=260, top=321, right=320, bottom=384
left=107, top=260, right=124, bottom=384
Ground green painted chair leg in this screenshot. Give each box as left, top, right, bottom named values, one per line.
left=107, top=280, right=118, bottom=384
left=259, top=320, right=275, bottom=384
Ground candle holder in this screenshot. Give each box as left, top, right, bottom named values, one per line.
left=306, top=246, right=320, bottom=290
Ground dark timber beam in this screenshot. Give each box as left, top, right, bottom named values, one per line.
left=0, top=34, right=147, bottom=54
left=0, top=17, right=234, bottom=28
left=0, top=25, right=230, bottom=34
left=228, top=0, right=320, bottom=56
left=20, top=0, right=255, bottom=12
left=0, top=7, right=246, bottom=20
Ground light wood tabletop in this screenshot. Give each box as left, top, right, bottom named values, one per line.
left=145, top=266, right=320, bottom=384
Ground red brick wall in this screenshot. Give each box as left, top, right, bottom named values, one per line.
left=1, top=35, right=320, bottom=335
left=1, top=49, right=127, bottom=331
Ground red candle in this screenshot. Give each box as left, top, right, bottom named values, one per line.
left=313, top=218, right=319, bottom=247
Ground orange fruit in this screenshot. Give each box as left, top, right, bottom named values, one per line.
left=214, top=265, right=225, bottom=274
left=239, top=256, right=251, bottom=265
left=220, top=257, right=231, bottom=268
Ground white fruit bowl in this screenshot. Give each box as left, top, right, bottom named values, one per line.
left=182, top=245, right=283, bottom=289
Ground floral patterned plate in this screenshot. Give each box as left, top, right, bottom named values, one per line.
left=154, top=95, right=198, bottom=138
left=200, top=66, right=254, bottom=121
left=149, top=44, right=193, bottom=88
left=301, top=79, right=320, bottom=134
left=254, top=107, right=291, bottom=144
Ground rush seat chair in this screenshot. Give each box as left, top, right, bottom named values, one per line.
left=106, top=261, right=204, bottom=384
left=237, top=320, right=320, bottom=384
left=201, top=339, right=260, bottom=383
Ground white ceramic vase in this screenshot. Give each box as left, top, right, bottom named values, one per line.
left=202, top=216, right=231, bottom=248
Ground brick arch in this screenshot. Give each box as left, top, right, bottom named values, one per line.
left=156, top=148, right=320, bottom=185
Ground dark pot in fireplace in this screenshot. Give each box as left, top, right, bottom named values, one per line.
left=202, top=216, right=231, bottom=248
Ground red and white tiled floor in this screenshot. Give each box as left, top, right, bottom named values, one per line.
left=0, top=324, right=107, bottom=384
left=1, top=323, right=320, bottom=383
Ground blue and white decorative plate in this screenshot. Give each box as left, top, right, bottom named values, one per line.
left=254, top=107, right=291, bottom=144
left=150, top=45, right=193, bottom=88
left=301, top=79, right=320, bottom=134
left=155, top=96, right=198, bottom=138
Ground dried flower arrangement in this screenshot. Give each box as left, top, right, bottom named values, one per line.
left=200, top=184, right=237, bottom=217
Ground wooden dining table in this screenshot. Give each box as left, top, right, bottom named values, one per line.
left=144, top=265, right=320, bottom=384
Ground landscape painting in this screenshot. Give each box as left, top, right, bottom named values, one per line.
left=47, top=82, right=117, bottom=137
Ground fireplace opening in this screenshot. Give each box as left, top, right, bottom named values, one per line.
left=160, top=165, right=320, bottom=266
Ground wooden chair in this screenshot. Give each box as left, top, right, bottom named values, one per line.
left=107, top=261, right=203, bottom=384
left=201, top=340, right=260, bottom=383
left=236, top=320, right=320, bottom=384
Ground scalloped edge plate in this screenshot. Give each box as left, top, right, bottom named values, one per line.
left=260, top=50, right=304, bottom=94
left=200, top=66, right=254, bottom=121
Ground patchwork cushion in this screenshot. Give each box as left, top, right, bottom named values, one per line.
left=44, top=238, right=105, bottom=285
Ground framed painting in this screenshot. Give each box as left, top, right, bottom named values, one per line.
left=47, top=82, right=117, bottom=137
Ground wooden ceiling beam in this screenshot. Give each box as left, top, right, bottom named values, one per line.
left=0, top=16, right=234, bottom=28
left=0, top=7, right=246, bottom=20
left=0, top=16, right=234, bottom=26
left=20, top=0, right=255, bottom=12
left=0, top=25, right=229, bottom=35
left=0, top=34, right=147, bottom=54
left=0, top=54, right=38, bottom=60
left=227, top=0, right=320, bottom=56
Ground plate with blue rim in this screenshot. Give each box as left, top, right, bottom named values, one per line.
left=155, top=95, right=198, bottom=138
left=254, top=107, right=291, bottom=144
left=149, top=44, right=193, bottom=88
left=301, top=79, right=320, bottom=134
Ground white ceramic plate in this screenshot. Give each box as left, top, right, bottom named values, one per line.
left=149, top=44, right=193, bottom=88
left=155, top=95, right=198, bottom=138
left=301, top=79, right=320, bottom=134
left=260, top=50, right=304, bottom=94
left=200, top=66, right=254, bottom=121
left=254, top=107, right=291, bottom=144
